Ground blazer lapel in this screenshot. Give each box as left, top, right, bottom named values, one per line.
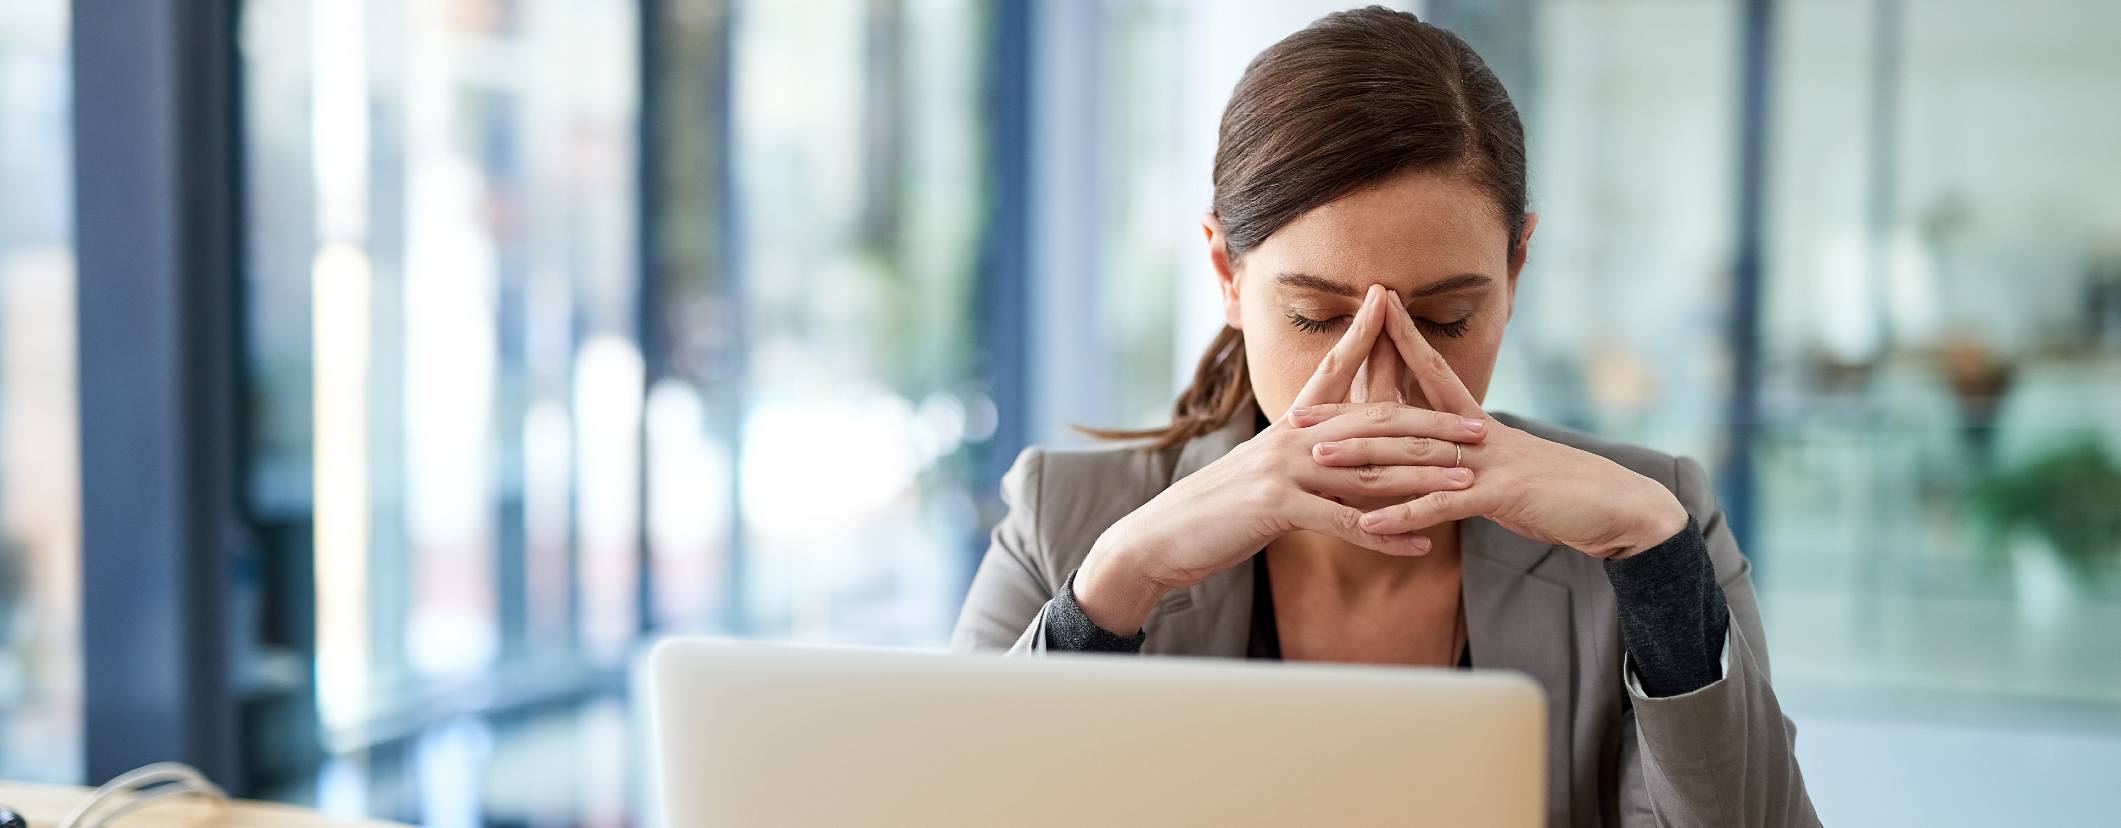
left=1462, top=516, right=1574, bottom=826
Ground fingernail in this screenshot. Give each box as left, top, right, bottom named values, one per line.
left=1360, top=511, right=1389, bottom=531
left=1446, top=467, right=1473, bottom=484
left=1290, top=406, right=1313, bottom=422
left=1314, top=442, right=1339, bottom=457
left=1462, top=418, right=1485, bottom=434
left=1410, top=535, right=1433, bottom=554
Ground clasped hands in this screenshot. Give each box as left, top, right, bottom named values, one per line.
left=1284, top=284, right=1688, bottom=561
left=1074, top=284, right=1689, bottom=635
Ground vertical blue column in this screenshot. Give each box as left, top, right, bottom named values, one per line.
left=1723, top=0, right=1776, bottom=555
left=972, top=0, right=1035, bottom=582
left=72, top=0, right=248, bottom=788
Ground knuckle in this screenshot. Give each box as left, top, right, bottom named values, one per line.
left=1315, top=352, right=1342, bottom=377
left=1443, top=466, right=1476, bottom=490
left=1404, top=435, right=1434, bottom=458
left=1364, top=404, right=1393, bottom=423
left=1332, top=506, right=1363, bottom=533
left=1354, top=464, right=1387, bottom=487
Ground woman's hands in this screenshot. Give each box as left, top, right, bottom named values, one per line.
left=1073, top=285, right=1488, bottom=635
left=1295, top=289, right=1690, bottom=562
left=1072, top=281, right=1691, bottom=637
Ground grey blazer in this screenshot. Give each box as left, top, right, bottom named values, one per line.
left=952, top=410, right=1821, bottom=827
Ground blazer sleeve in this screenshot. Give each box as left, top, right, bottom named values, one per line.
left=950, top=447, right=1056, bottom=654
left=1618, top=455, right=1822, bottom=826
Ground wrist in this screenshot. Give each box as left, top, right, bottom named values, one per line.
left=1609, top=491, right=1690, bottom=560
left=1076, top=533, right=1172, bottom=636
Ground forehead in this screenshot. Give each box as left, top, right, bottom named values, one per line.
left=1247, top=171, right=1509, bottom=290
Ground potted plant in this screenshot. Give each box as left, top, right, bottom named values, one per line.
left=1971, top=438, right=2121, bottom=615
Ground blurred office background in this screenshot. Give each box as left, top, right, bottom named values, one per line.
left=3, top=0, right=2119, bottom=825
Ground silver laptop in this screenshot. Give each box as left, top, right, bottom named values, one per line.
left=648, top=637, right=1545, bottom=827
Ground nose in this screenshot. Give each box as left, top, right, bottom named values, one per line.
left=1350, top=317, right=1407, bottom=405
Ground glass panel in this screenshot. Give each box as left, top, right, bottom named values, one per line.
left=727, top=0, right=989, bottom=642
left=241, top=0, right=641, bottom=732
left=1761, top=0, right=2121, bottom=704
left=0, top=0, right=78, bottom=784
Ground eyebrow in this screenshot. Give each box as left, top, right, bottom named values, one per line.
left=1275, top=272, right=1493, bottom=299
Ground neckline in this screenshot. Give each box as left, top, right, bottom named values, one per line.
left=1248, top=553, right=1472, bottom=668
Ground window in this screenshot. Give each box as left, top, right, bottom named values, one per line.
left=241, top=0, right=643, bottom=736
left=723, top=0, right=991, bottom=642
left=1758, top=0, right=2121, bottom=708
left=0, top=0, right=78, bottom=785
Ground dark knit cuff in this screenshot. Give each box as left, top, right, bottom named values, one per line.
left=1603, top=517, right=1729, bottom=697
left=1042, top=569, right=1148, bottom=653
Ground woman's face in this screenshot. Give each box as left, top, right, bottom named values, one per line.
left=1208, top=170, right=1535, bottom=421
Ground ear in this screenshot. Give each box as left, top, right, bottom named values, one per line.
left=1504, top=211, right=1539, bottom=315
left=1204, top=211, right=1243, bottom=330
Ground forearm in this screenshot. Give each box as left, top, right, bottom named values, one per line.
left=1603, top=517, right=1728, bottom=697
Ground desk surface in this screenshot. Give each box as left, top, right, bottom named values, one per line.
left=0, top=782, right=408, bottom=828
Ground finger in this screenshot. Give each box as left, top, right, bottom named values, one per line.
left=1351, top=318, right=1403, bottom=405
left=1297, top=462, right=1475, bottom=500
left=1358, top=488, right=1489, bottom=535
left=1288, top=493, right=1433, bottom=556
left=1383, top=289, right=1485, bottom=418
left=1287, top=285, right=1389, bottom=415
left=1312, top=435, right=1472, bottom=468
left=1290, top=401, right=1487, bottom=444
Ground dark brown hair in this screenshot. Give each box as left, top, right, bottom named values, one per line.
left=1087, top=6, right=1527, bottom=449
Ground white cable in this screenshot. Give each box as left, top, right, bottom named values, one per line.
left=58, top=762, right=227, bottom=828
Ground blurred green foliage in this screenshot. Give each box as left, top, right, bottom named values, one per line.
left=1973, top=437, right=2121, bottom=579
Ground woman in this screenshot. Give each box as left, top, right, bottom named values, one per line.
left=952, top=7, right=1818, bottom=827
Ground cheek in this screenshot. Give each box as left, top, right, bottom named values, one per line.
left=1240, top=324, right=1332, bottom=418
left=1435, top=329, right=1505, bottom=403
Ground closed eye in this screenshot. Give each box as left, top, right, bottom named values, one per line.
left=1419, top=317, right=1472, bottom=338
left=1285, top=310, right=1345, bottom=334
left=1287, top=310, right=1470, bottom=338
